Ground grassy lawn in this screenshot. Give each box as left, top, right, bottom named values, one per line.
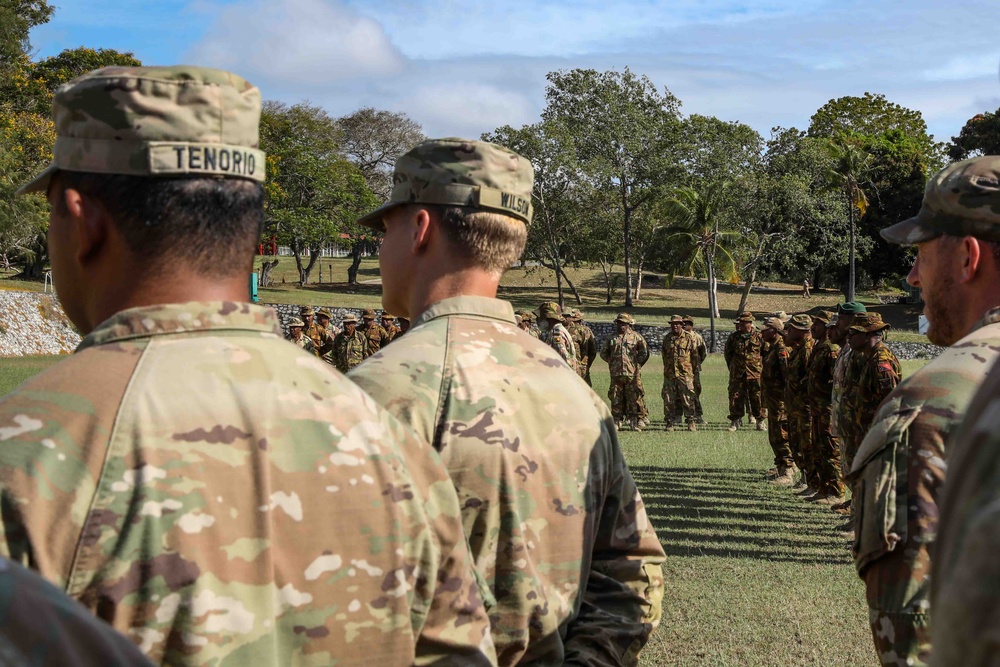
left=0, top=350, right=928, bottom=666
left=250, top=257, right=929, bottom=341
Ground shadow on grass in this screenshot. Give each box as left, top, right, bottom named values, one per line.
left=631, top=465, right=850, bottom=566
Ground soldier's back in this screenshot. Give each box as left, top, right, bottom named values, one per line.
left=350, top=296, right=665, bottom=666
left=0, top=302, right=493, bottom=666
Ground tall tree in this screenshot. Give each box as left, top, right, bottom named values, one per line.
left=662, top=182, right=741, bottom=351
left=260, top=101, right=376, bottom=285
left=337, top=108, right=424, bottom=284
left=948, top=109, right=1000, bottom=161
left=0, top=0, right=52, bottom=76
left=484, top=121, right=585, bottom=307
left=542, top=68, right=686, bottom=306
left=826, top=137, right=871, bottom=302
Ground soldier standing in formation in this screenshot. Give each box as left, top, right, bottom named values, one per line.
left=538, top=301, right=578, bottom=371
left=601, top=313, right=651, bottom=431
left=724, top=312, right=764, bottom=431
left=332, top=313, right=368, bottom=372
left=784, top=314, right=815, bottom=489
left=661, top=315, right=699, bottom=431
left=381, top=311, right=400, bottom=343
left=0, top=65, right=494, bottom=665
left=567, top=308, right=598, bottom=385
left=397, top=315, right=411, bottom=335
left=285, top=316, right=316, bottom=354
left=348, top=138, right=665, bottom=665
left=299, top=305, right=326, bottom=354
left=806, top=311, right=843, bottom=503
left=361, top=307, right=389, bottom=354
left=848, top=157, right=1000, bottom=667
left=829, top=301, right=867, bottom=516
left=682, top=316, right=708, bottom=423
left=761, top=317, right=795, bottom=485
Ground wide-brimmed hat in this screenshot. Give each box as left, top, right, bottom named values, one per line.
left=316, top=308, right=332, bottom=319
left=848, top=312, right=890, bottom=334
left=812, top=310, right=835, bottom=325
left=538, top=302, right=561, bottom=319
left=763, top=317, right=784, bottom=332
left=787, top=314, right=813, bottom=331
left=341, top=314, right=359, bottom=325
left=669, top=315, right=685, bottom=324
left=615, top=312, right=635, bottom=325
left=288, top=317, right=305, bottom=328
left=682, top=315, right=695, bottom=325
left=734, top=312, right=755, bottom=324
left=381, top=312, right=395, bottom=319
left=299, top=306, right=315, bottom=316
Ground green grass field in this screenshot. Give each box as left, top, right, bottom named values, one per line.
left=0, top=351, right=928, bottom=666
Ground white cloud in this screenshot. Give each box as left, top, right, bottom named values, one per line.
left=188, top=0, right=405, bottom=84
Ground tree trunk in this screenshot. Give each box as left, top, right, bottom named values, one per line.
left=299, top=246, right=321, bottom=285
left=622, top=191, right=633, bottom=307
left=347, top=242, right=364, bottom=285
left=707, top=260, right=718, bottom=352
left=260, top=259, right=279, bottom=287
left=599, top=260, right=614, bottom=305
left=558, top=265, right=583, bottom=305
left=554, top=259, right=564, bottom=309
left=847, top=191, right=856, bottom=302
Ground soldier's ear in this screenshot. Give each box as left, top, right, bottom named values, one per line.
left=410, top=206, right=433, bottom=255
left=959, top=236, right=983, bottom=284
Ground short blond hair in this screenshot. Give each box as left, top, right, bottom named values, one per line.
left=429, top=205, right=527, bottom=274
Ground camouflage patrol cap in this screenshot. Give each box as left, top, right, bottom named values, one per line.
left=787, top=314, right=813, bottom=331
left=849, top=312, right=890, bottom=334
left=361, top=308, right=377, bottom=320
left=316, top=308, right=332, bottom=319
left=287, top=317, right=305, bottom=328
left=341, top=314, right=358, bottom=324
left=812, top=310, right=835, bottom=325
left=763, top=317, right=784, bottom=331
left=538, top=302, right=561, bottom=320
left=615, top=313, right=635, bottom=325
left=356, top=138, right=534, bottom=230
left=299, top=306, right=315, bottom=316
left=881, top=156, right=1000, bottom=245
left=17, top=66, right=265, bottom=196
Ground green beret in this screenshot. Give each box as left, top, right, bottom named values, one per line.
left=837, top=302, right=867, bottom=315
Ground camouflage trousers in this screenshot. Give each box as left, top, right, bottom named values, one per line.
left=662, top=376, right=695, bottom=424
left=727, top=376, right=762, bottom=422
left=609, top=376, right=647, bottom=422
left=787, top=410, right=813, bottom=484
left=863, top=558, right=932, bottom=667
left=693, top=371, right=703, bottom=418
left=762, top=395, right=792, bottom=470
left=811, top=407, right=844, bottom=496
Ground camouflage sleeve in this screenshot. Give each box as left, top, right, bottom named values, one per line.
left=0, top=558, right=155, bottom=667
left=317, top=330, right=335, bottom=357
left=635, top=336, right=650, bottom=367
left=724, top=336, right=734, bottom=367
left=585, top=334, right=598, bottom=370
left=562, top=418, right=665, bottom=665
left=600, top=337, right=612, bottom=362
left=697, top=338, right=708, bottom=364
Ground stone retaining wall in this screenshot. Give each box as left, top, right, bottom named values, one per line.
left=0, top=291, right=80, bottom=356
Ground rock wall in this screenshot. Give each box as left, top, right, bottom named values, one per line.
left=0, top=291, right=81, bottom=356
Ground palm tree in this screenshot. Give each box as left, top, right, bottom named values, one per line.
left=826, top=138, right=871, bottom=302
left=662, top=182, right=741, bottom=351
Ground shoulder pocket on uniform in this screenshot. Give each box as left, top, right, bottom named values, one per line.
left=850, top=407, right=921, bottom=574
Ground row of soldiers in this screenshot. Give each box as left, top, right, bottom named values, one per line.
left=286, top=306, right=410, bottom=372
left=0, top=66, right=664, bottom=666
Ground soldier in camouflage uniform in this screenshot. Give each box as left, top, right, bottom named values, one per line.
left=829, top=301, right=867, bottom=515
left=348, top=138, right=665, bottom=665
left=538, top=301, right=578, bottom=372
left=682, top=316, right=708, bottom=424
left=314, top=307, right=338, bottom=363
left=567, top=308, right=598, bottom=385
left=398, top=315, right=411, bottom=335
left=285, top=316, right=316, bottom=354
left=0, top=557, right=156, bottom=666
left=381, top=312, right=401, bottom=343
left=332, top=313, right=368, bottom=372
left=661, top=315, right=699, bottom=431
left=806, top=311, right=843, bottom=503
left=300, top=305, right=325, bottom=356
left=849, top=157, right=1000, bottom=667
left=516, top=310, right=540, bottom=338
left=2, top=66, right=495, bottom=665
left=361, top=307, right=390, bottom=354
left=724, top=312, right=764, bottom=431
left=784, top=314, right=815, bottom=490
left=601, top=313, right=652, bottom=431
left=761, top=318, right=795, bottom=484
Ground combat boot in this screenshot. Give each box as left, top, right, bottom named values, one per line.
left=630, top=417, right=642, bottom=432
left=755, top=418, right=766, bottom=431
left=664, top=422, right=675, bottom=432
left=687, top=422, right=697, bottom=432
left=639, top=416, right=650, bottom=429
left=748, top=415, right=757, bottom=426
left=697, top=415, right=707, bottom=425
left=727, top=419, right=740, bottom=432
left=813, top=493, right=845, bottom=506
left=772, top=468, right=796, bottom=486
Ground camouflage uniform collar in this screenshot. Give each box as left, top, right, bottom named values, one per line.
left=969, top=305, right=1000, bottom=335
left=413, top=296, right=517, bottom=327
left=78, top=302, right=282, bottom=351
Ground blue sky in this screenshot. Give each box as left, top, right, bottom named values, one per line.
left=30, top=0, right=1000, bottom=143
